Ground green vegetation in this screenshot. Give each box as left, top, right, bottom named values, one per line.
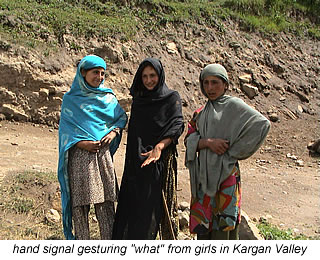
left=257, top=219, right=319, bottom=240
left=0, top=0, right=319, bottom=51
left=1, top=171, right=55, bottom=214
left=0, top=170, right=63, bottom=239
left=0, top=170, right=100, bottom=239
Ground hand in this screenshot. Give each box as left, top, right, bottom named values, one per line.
left=200, top=138, right=229, bottom=155
left=101, top=131, right=117, bottom=146
left=141, top=146, right=162, bottom=168
left=76, top=140, right=101, bottom=153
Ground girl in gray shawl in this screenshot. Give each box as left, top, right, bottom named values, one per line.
left=185, top=64, right=270, bottom=240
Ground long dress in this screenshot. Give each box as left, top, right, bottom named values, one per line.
left=58, top=55, right=127, bottom=240
left=185, top=95, right=270, bottom=238
left=112, top=58, right=184, bottom=240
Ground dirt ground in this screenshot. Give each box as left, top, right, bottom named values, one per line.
left=0, top=117, right=319, bottom=238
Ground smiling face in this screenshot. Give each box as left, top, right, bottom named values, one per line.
left=202, top=75, right=228, bottom=101
left=81, top=67, right=105, bottom=88
left=141, top=65, right=159, bottom=91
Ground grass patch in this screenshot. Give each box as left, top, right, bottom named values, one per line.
left=0, top=0, right=318, bottom=53
left=257, top=219, right=318, bottom=240
left=0, top=170, right=102, bottom=239
left=0, top=170, right=64, bottom=239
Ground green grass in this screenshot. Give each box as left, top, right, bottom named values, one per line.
left=0, top=0, right=319, bottom=52
left=0, top=170, right=101, bottom=240
left=257, top=219, right=318, bottom=240
left=0, top=171, right=56, bottom=214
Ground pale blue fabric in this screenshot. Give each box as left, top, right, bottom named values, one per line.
left=57, top=55, right=127, bottom=239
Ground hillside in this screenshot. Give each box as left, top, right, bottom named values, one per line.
left=0, top=0, right=319, bottom=239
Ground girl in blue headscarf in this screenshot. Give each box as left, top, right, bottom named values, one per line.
left=58, top=55, right=127, bottom=240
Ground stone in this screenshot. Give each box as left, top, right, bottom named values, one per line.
left=178, top=211, right=189, bottom=229
left=177, top=232, right=190, bottom=240
left=296, top=92, right=310, bottom=103
left=0, top=104, right=29, bottom=121
left=94, top=45, right=124, bottom=64
left=39, top=88, right=50, bottom=101
left=166, top=42, right=178, bottom=55
left=178, top=201, right=190, bottom=211
left=241, top=84, right=259, bottom=99
left=269, top=113, right=279, bottom=122
left=296, top=160, right=304, bottom=167
left=239, top=211, right=263, bottom=240
left=0, top=113, right=6, bottom=121
left=45, top=209, right=60, bottom=223
left=239, top=74, right=252, bottom=83
left=307, top=139, right=320, bottom=153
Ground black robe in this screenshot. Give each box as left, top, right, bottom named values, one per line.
left=112, top=58, right=184, bottom=239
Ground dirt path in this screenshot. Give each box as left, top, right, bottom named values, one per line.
left=0, top=120, right=319, bottom=237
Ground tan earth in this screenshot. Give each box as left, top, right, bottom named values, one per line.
left=0, top=113, right=319, bottom=238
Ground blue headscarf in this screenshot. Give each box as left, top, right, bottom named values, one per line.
left=57, top=55, right=127, bottom=239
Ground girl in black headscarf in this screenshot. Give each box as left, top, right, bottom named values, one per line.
left=112, top=58, right=184, bottom=240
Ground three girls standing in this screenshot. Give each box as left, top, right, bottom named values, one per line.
left=58, top=56, right=269, bottom=240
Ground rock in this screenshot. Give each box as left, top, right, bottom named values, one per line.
left=241, top=84, right=259, bottom=99
left=265, top=214, right=273, bottom=219
left=259, top=215, right=272, bottom=222
left=166, top=42, right=178, bottom=55
left=94, top=44, right=124, bottom=63
left=307, top=139, right=320, bottom=153
left=184, top=79, right=192, bottom=86
left=178, top=210, right=189, bottom=229
left=0, top=104, right=29, bottom=121
left=297, top=105, right=304, bottom=113
left=239, top=211, right=263, bottom=240
left=283, top=108, right=298, bottom=120
left=177, top=232, right=190, bottom=240
left=45, top=209, right=60, bottom=223
left=293, top=228, right=300, bottom=233
left=239, top=74, right=252, bottom=84
left=178, top=201, right=190, bottom=211
left=296, top=92, right=310, bottom=103
left=0, top=113, right=6, bottom=121
left=39, top=88, right=50, bottom=101
left=286, top=153, right=298, bottom=160
left=268, top=113, right=279, bottom=122
left=295, top=160, right=304, bottom=167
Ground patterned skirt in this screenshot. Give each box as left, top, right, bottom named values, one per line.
left=68, top=144, right=118, bottom=207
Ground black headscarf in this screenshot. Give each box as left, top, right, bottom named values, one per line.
left=112, top=58, right=184, bottom=239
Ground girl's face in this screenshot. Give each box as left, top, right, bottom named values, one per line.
left=141, top=65, right=159, bottom=91
left=202, top=75, right=228, bottom=101
left=82, top=67, right=105, bottom=88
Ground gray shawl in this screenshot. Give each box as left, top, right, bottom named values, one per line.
left=185, top=95, right=270, bottom=198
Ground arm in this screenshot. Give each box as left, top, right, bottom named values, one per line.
left=76, top=140, right=101, bottom=153
left=76, top=128, right=120, bottom=153
left=198, top=138, right=229, bottom=155
left=141, top=137, right=172, bottom=168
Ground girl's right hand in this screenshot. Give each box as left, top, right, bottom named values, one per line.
left=207, top=138, right=229, bottom=155
left=76, top=140, right=101, bottom=153
left=199, top=138, right=229, bottom=155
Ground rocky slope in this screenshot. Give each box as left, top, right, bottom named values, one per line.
left=1, top=20, right=319, bottom=127
left=1, top=17, right=320, bottom=238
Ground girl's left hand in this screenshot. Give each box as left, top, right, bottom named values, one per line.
left=101, top=131, right=117, bottom=146
left=141, top=146, right=162, bottom=168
